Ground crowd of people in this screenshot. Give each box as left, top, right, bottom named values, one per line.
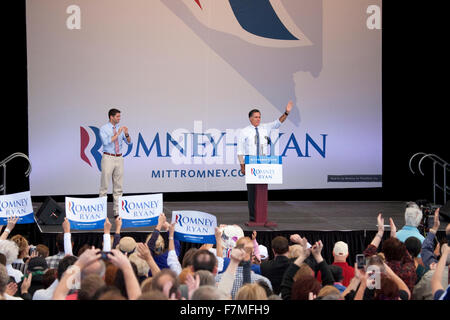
left=0, top=202, right=449, bottom=301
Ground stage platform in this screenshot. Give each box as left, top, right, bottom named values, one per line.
left=28, top=200, right=447, bottom=265
left=34, top=200, right=416, bottom=233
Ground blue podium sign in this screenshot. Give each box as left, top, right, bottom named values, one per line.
left=245, top=156, right=283, bottom=184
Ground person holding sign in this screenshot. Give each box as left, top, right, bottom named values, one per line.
left=237, top=101, right=293, bottom=222
left=99, top=108, right=132, bottom=217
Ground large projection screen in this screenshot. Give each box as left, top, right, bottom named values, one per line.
left=26, top=0, right=382, bottom=195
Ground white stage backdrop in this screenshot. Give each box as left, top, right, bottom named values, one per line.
left=26, top=0, right=382, bottom=195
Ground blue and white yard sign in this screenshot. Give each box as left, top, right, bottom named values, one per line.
left=119, top=193, right=163, bottom=228
left=171, top=211, right=217, bottom=244
left=0, top=191, right=35, bottom=225
left=65, top=196, right=107, bottom=230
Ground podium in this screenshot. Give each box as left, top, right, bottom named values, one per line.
left=244, top=155, right=282, bottom=227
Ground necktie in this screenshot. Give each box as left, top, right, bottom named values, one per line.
left=113, top=126, right=120, bottom=154
left=255, top=127, right=260, bottom=157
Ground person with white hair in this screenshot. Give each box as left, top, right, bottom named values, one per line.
left=0, top=264, right=10, bottom=300
left=0, top=240, right=23, bottom=283
left=396, top=202, right=425, bottom=244
left=191, top=285, right=230, bottom=300
left=0, top=264, right=21, bottom=300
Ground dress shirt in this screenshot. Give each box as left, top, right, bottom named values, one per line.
left=32, top=279, right=59, bottom=300
left=396, top=226, right=425, bottom=243
left=167, top=250, right=183, bottom=276
left=99, top=122, right=132, bottom=154
left=45, top=252, right=66, bottom=270
left=221, top=258, right=260, bottom=275
left=215, top=266, right=272, bottom=299
left=11, top=258, right=27, bottom=274
left=237, top=119, right=281, bottom=156
left=4, top=293, right=23, bottom=300
left=6, top=264, right=23, bottom=283
left=396, top=226, right=425, bottom=258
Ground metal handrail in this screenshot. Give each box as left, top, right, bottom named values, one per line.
left=0, top=152, right=32, bottom=194
left=409, top=152, right=449, bottom=204
left=418, top=153, right=449, bottom=176
left=409, top=152, right=428, bottom=175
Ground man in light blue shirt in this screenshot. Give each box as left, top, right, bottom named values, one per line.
left=99, top=108, right=132, bottom=217
left=396, top=202, right=425, bottom=244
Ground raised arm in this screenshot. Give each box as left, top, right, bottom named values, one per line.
left=217, top=247, right=246, bottom=296
left=136, top=242, right=161, bottom=277
left=389, top=217, right=397, bottom=239
left=166, top=222, right=181, bottom=275
left=108, top=249, right=142, bottom=300
left=280, top=236, right=310, bottom=300
left=431, top=242, right=449, bottom=299
left=251, top=231, right=261, bottom=263
left=353, top=267, right=368, bottom=301
left=341, top=265, right=361, bottom=300
left=364, top=213, right=384, bottom=257
left=372, top=213, right=385, bottom=248
left=0, top=216, right=19, bottom=240
left=311, top=240, right=334, bottom=286
left=278, top=100, right=293, bottom=123
left=168, top=222, right=175, bottom=252
left=147, top=213, right=166, bottom=252
left=103, top=218, right=112, bottom=252
left=62, top=218, right=73, bottom=256
left=112, top=217, right=122, bottom=250
left=215, top=227, right=223, bottom=259
left=120, top=126, right=131, bottom=144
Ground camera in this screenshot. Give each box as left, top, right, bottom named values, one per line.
left=416, top=200, right=441, bottom=234
left=100, top=251, right=111, bottom=260
left=356, top=254, right=366, bottom=269
left=29, top=246, right=37, bottom=256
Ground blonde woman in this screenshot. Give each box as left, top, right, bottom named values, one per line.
left=235, top=283, right=268, bottom=300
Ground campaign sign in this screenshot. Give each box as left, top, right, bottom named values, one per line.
left=0, top=191, right=35, bottom=225
left=119, top=193, right=163, bottom=228
left=171, top=211, right=217, bottom=244
left=245, top=156, right=283, bottom=184
left=65, top=196, right=107, bottom=230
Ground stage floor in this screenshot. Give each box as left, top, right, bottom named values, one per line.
left=34, top=200, right=445, bottom=233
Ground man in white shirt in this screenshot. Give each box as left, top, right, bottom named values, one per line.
left=33, top=254, right=78, bottom=300
left=237, top=101, right=293, bottom=221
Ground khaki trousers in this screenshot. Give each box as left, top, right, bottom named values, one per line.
left=99, top=154, right=124, bottom=216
